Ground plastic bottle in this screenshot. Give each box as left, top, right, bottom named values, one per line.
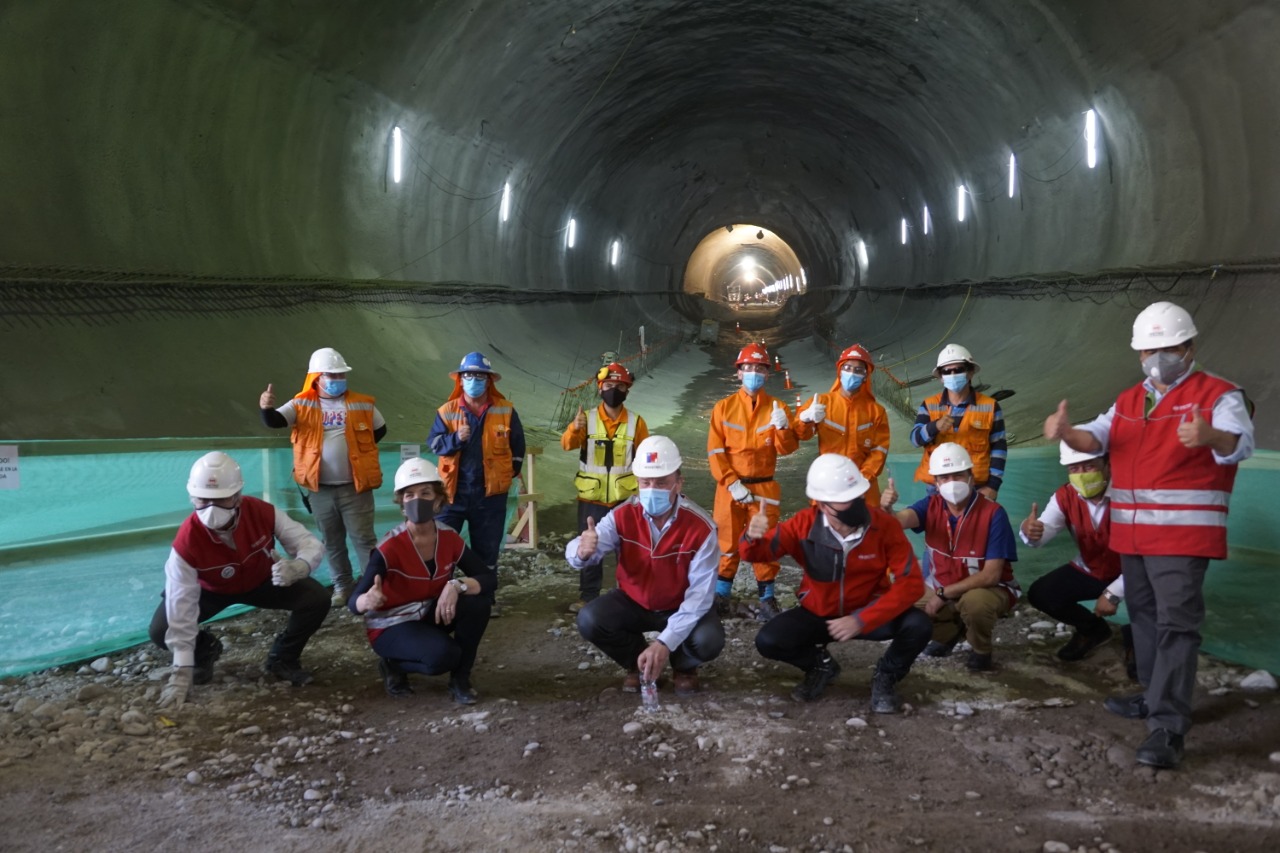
left=640, top=678, right=659, bottom=712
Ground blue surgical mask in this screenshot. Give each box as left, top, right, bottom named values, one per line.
left=840, top=372, right=865, bottom=393
left=941, top=374, right=968, bottom=393
left=320, top=377, right=347, bottom=397
left=638, top=487, right=674, bottom=517
left=462, top=377, right=488, bottom=398
left=742, top=372, right=766, bottom=393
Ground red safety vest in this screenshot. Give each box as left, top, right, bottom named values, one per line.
left=924, top=493, right=1020, bottom=606
left=364, top=524, right=466, bottom=643
left=172, top=496, right=277, bottom=595
left=612, top=499, right=716, bottom=612
left=1053, top=484, right=1122, bottom=583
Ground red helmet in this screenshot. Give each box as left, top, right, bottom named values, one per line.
left=837, top=344, right=874, bottom=374
left=735, top=343, right=771, bottom=368
left=596, top=361, right=634, bottom=386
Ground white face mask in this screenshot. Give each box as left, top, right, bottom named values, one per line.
left=197, top=504, right=237, bottom=530
left=938, top=480, right=971, bottom=505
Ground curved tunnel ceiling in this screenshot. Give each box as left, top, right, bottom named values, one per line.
left=0, top=0, right=1277, bottom=447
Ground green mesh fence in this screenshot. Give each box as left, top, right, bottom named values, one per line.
left=0, top=440, right=1275, bottom=678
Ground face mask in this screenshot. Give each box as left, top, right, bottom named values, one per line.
left=938, top=480, right=971, bottom=505
left=840, top=372, right=865, bottom=394
left=403, top=497, right=436, bottom=524
left=941, top=374, right=968, bottom=394
left=831, top=498, right=868, bottom=528
left=197, top=504, right=237, bottom=530
left=1141, top=351, right=1190, bottom=386
left=1068, top=470, right=1107, bottom=499
left=319, top=377, right=347, bottom=397
left=601, top=387, right=628, bottom=408
left=638, top=487, right=674, bottom=517
left=462, top=377, right=488, bottom=399
left=742, top=372, right=766, bottom=393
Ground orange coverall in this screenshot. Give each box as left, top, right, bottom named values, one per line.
left=793, top=379, right=890, bottom=505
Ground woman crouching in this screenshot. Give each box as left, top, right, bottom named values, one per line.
left=349, top=457, right=494, bottom=703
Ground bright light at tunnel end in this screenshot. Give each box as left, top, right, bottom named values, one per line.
left=1085, top=109, right=1098, bottom=169
left=391, top=126, right=403, bottom=185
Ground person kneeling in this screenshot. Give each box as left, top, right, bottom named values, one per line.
left=567, top=436, right=725, bottom=697
left=350, top=458, right=494, bottom=704
left=744, top=454, right=930, bottom=711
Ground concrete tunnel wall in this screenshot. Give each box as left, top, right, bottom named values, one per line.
left=1, top=0, right=1278, bottom=453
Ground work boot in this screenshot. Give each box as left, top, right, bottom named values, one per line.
left=378, top=658, right=412, bottom=698
left=966, top=651, right=994, bottom=672
left=1104, top=692, right=1149, bottom=720
left=332, top=580, right=353, bottom=608
left=567, top=598, right=588, bottom=614
left=1135, top=728, right=1184, bottom=769
left=756, top=596, right=781, bottom=622
left=792, top=651, right=841, bottom=702
left=673, top=668, right=701, bottom=697
left=265, top=657, right=314, bottom=687
left=622, top=670, right=641, bottom=693
left=448, top=674, right=478, bottom=705
left=192, top=632, right=223, bottom=685
left=714, top=594, right=732, bottom=619
left=1056, top=621, right=1112, bottom=661
left=922, top=636, right=960, bottom=658
left=870, top=665, right=903, bottom=714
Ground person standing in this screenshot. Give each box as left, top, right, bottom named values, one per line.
left=561, top=361, right=649, bottom=612
left=1045, top=301, right=1254, bottom=769
left=260, top=347, right=385, bottom=605
left=910, top=344, right=1007, bottom=500
left=794, top=343, right=891, bottom=505
left=152, top=452, right=330, bottom=708
left=707, top=343, right=799, bottom=621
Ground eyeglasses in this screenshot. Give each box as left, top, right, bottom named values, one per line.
left=459, top=372, right=489, bottom=381
left=938, top=365, right=969, bottom=376
left=739, top=365, right=768, bottom=374
left=841, top=365, right=868, bottom=376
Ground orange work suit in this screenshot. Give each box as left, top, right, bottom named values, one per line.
left=794, top=380, right=890, bottom=505
left=707, top=387, right=799, bottom=582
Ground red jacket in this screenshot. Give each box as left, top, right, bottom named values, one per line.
left=924, top=494, right=1020, bottom=606
left=612, top=500, right=716, bottom=612
left=364, top=524, right=466, bottom=642
left=1054, top=483, right=1121, bottom=583
left=740, top=505, right=922, bottom=631
left=172, top=496, right=276, bottom=595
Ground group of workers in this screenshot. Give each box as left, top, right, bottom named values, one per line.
left=150, top=300, right=1252, bottom=772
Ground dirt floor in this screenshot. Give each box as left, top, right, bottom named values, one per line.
left=2, top=536, right=1279, bottom=853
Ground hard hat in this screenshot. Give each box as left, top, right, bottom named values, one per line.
left=928, top=442, right=974, bottom=476
left=1130, top=301, right=1198, bottom=350
left=308, top=347, right=352, bottom=374
left=394, top=457, right=441, bottom=492
left=451, top=351, right=501, bottom=381
left=1060, top=441, right=1106, bottom=466
left=805, top=454, right=870, bottom=503
left=736, top=343, right=771, bottom=368
left=837, top=344, right=874, bottom=374
left=932, top=343, right=979, bottom=377
left=597, top=362, right=634, bottom=386
left=631, top=435, right=682, bottom=477
left=187, top=451, right=244, bottom=498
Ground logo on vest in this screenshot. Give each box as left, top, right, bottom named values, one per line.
left=221, top=566, right=237, bottom=579
left=1172, top=403, right=1196, bottom=413
left=857, top=554, right=877, bottom=560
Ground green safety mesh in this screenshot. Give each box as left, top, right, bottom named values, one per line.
left=0, top=441, right=1275, bottom=678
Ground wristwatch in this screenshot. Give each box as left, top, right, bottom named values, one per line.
left=452, top=578, right=468, bottom=595
left=935, top=587, right=949, bottom=602
left=1102, top=591, right=1121, bottom=606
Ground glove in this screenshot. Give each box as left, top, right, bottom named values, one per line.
left=159, top=666, right=194, bottom=709
left=799, top=395, right=825, bottom=424
left=272, top=558, right=311, bottom=587
left=727, top=480, right=754, bottom=504
left=769, top=401, right=789, bottom=431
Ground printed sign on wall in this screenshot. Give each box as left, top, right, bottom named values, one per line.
left=0, top=446, right=18, bottom=490
left=400, top=444, right=422, bottom=463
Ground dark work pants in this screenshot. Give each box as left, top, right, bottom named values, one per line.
left=437, top=490, right=508, bottom=581
left=577, top=589, right=725, bottom=673
left=576, top=501, right=616, bottom=600
left=371, top=594, right=491, bottom=680
left=755, top=604, right=932, bottom=681
left=1122, top=554, right=1209, bottom=736
left=149, top=577, right=331, bottom=664
left=1026, top=563, right=1111, bottom=635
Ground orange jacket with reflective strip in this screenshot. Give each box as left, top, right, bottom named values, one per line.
left=707, top=388, right=798, bottom=486
left=794, top=382, right=890, bottom=482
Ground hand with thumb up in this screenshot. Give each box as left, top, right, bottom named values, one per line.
left=879, top=477, right=898, bottom=510
left=577, top=516, right=599, bottom=561
left=1176, top=408, right=1213, bottom=448
left=799, top=393, right=825, bottom=424
left=573, top=405, right=587, bottom=431
left=769, top=400, right=790, bottom=431
left=259, top=382, right=276, bottom=410
left=746, top=501, right=770, bottom=540
left=358, top=575, right=387, bottom=613
left=1022, top=503, right=1045, bottom=542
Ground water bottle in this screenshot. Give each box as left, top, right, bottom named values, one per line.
left=640, top=678, right=659, bottom=712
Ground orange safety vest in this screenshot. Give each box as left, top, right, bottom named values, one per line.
left=290, top=387, right=382, bottom=492
left=436, top=388, right=516, bottom=503
left=914, top=390, right=998, bottom=486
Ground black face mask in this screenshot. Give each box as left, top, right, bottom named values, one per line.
left=601, top=387, right=628, bottom=408
left=831, top=498, right=869, bottom=528
left=404, top=497, right=436, bottom=525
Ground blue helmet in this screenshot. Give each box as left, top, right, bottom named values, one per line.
left=451, top=351, right=501, bottom=381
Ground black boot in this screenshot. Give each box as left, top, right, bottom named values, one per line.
left=193, top=632, right=223, bottom=685
left=792, top=650, right=841, bottom=702
left=870, top=661, right=903, bottom=714
left=379, top=658, right=412, bottom=698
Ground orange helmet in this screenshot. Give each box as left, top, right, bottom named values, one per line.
left=735, top=343, right=771, bottom=368
left=596, top=361, right=634, bottom=386
left=837, top=344, right=874, bottom=375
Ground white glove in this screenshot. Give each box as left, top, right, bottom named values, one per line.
left=272, top=558, right=311, bottom=587
left=799, top=394, right=825, bottom=424
left=727, top=480, right=754, bottom=504
left=769, top=401, right=789, bottom=431
left=159, top=666, right=194, bottom=709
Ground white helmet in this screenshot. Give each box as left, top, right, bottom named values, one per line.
left=806, top=454, right=870, bottom=502
left=1060, top=441, right=1106, bottom=466
left=308, top=347, right=353, bottom=373
left=632, top=436, right=682, bottom=477
left=928, top=442, right=974, bottom=476
left=1130, top=302, right=1197, bottom=350
left=187, top=451, right=244, bottom=498
left=394, top=457, right=441, bottom=492
left=933, top=343, right=979, bottom=377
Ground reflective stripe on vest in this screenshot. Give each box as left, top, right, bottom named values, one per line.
left=914, top=391, right=997, bottom=485
left=576, top=410, right=639, bottom=504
